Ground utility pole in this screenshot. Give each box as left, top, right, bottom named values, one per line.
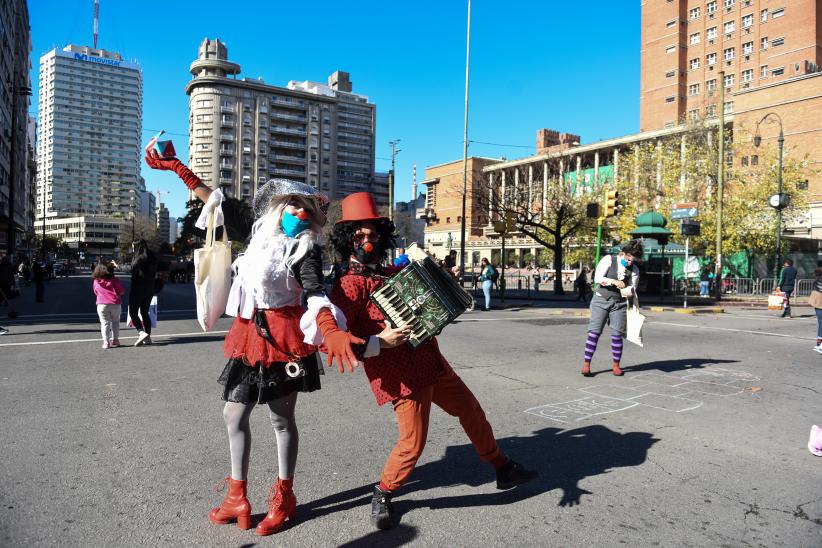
left=458, top=0, right=472, bottom=284
left=388, top=139, right=401, bottom=222
left=715, top=70, right=725, bottom=301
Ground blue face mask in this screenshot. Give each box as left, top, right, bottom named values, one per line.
left=281, top=211, right=311, bottom=237
left=620, top=258, right=631, bottom=268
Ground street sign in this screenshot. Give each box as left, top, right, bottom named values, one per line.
left=671, top=207, right=698, bottom=220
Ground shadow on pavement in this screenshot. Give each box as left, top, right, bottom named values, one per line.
left=303, top=425, right=658, bottom=527
left=621, top=357, right=739, bottom=374
left=337, top=524, right=418, bottom=547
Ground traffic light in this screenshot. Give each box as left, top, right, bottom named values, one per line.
left=604, top=188, right=619, bottom=217
left=586, top=203, right=601, bottom=219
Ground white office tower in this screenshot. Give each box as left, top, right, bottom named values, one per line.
left=35, top=45, right=142, bottom=255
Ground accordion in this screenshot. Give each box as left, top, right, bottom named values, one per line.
left=370, top=257, right=473, bottom=349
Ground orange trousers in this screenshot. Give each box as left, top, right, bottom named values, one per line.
left=380, top=368, right=502, bottom=490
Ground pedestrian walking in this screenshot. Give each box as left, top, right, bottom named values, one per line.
left=128, top=240, right=157, bottom=346
left=0, top=256, right=15, bottom=303
left=779, top=259, right=797, bottom=318
left=575, top=267, right=591, bottom=302
left=93, top=261, right=125, bottom=349
left=146, top=142, right=356, bottom=537
left=699, top=269, right=711, bottom=296
left=32, top=260, right=45, bottom=303
left=581, top=240, right=643, bottom=377
left=478, top=257, right=497, bottom=311
left=531, top=266, right=541, bottom=292
left=328, top=192, right=537, bottom=531
left=809, top=263, right=822, bottom=354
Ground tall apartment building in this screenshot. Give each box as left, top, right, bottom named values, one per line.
left=0, top=0, right=32, bottom=255
left=35, top=45, right=143, bottom=254
left=185, top=38, right=387, bottom=206
left=641, top=0, right=821, bottom=130
left=157, top=202, right=170, bottom=244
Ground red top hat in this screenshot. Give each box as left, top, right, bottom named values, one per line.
left=336, top=192, right=387, bottom=224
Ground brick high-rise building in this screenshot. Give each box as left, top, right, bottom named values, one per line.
left=640, top=0, right=822, bottom=131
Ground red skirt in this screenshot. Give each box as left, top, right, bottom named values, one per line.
left=223, top=306, right=317, bottom=367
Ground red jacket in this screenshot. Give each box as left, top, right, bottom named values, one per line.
left=331, top=265, right=451, bottom=406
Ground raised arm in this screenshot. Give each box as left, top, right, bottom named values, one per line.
left=144, top=138, right=211, bottom=204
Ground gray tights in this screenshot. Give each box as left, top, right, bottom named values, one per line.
left=222, top=391, right=299, bottom=481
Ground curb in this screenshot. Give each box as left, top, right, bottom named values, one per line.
left=646, top=306, right=724, bottom=314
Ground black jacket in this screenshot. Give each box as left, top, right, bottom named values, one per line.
left=780, top=266, right=797, bottom=291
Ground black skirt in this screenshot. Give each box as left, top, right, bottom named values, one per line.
left=218, top=354, right=323, bottom=405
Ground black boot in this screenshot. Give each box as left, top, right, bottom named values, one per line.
left=496, top=459, right=538, bottom=490
left=371, top=486, right=394, bottom=530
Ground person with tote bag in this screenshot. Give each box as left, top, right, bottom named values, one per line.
left=808, top=263, right=822, bottom=353
left=145, top=141, right=360, bottom=537
left=581, top=240, right=644, bottom=377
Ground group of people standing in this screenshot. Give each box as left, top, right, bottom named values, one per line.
left=144, top=141, right=537, bottom=536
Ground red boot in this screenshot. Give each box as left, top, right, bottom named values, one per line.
left=208, top=477, right=251, bottom=530
left=256, top=477, right=297, bottom=536
left=612, top=361, right=624, bottom=376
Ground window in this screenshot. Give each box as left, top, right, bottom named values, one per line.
left=741, top=156, right=749, bottom=167
left=665, top=96, right=676, bottom=103
left=666, top=45, right=677, bottom=54
left=707, top=26, right=718, bottom=40
left=689, top=7, right=701, bottom=19
left=771, top=67, right=785, bottom=76
left=666, top=19, right=677, bottom=28
left=742, top=14, right=753, bottom=27
left=797, top=180, right=809, bottom=190
left=771, top=37, right=784, bottom=47
left=761, top=37, right=768, bottom=50
left=742, top=69, right=753, bottom=82
left=724, top=101, right=734, bottom=114
left=771, top=7, right=785, bottom=18
left=707, top=1, right=717, bottom=14
left=751, top=155, right=758, bottom=166
left=724, top=47, right=735, bottom=61
left=690, top=58, right=700, bottom=70
left=706, top=78, right=717, bottom=91
left=688, top=83, right=701, bottom=95
left=665, top=69, right=676, bottom=78
left=761, top=8, right=768, bottom=22
left=688, top=109, right=700, bottom=120
left=690, top=32, right=701, bottom=45
left=724, top=21, right=735, bottom=34
left=707, top=52, right=717, bottom=66
left=760, top=64, right=768, bottom=78
left=742, top=41, right=753, bottom=55
left=706, top=104, right=717, bottom=117
left=724, top=73, right=735, bottom=87
left=725, top=0, right=734, bottom=8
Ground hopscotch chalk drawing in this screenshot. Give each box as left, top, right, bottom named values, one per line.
left=525, top=367, right=760, bottom=424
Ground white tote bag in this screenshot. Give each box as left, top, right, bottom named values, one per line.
left=194, top=209, right=232, bottom=331
left=625, top=296, right=645, bottom=347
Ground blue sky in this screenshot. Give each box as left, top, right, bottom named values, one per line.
left=28, top=0, right=641, bottom=220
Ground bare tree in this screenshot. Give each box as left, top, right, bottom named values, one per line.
left=478, top=158, right=596, bottom=295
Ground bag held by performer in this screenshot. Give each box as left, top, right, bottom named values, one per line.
left=626, top=296, right=645, bottom=347
left=194, top=207, right=232, bottom=331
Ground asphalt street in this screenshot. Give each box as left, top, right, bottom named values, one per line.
left=0, top=276, right=820, bottom=547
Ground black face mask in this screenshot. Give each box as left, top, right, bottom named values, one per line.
left=353, top=242, right=382, bottom=264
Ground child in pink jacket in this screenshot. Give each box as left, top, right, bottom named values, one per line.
left=93, top=262, right=125, bottom=348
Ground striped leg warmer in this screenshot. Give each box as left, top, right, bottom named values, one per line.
left=611, top=335, right=623, bottom=363
left=584, top=331, right=601, bottom=361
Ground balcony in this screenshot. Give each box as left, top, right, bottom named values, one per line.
left=219, top=177, right=233, bottom=184
left=220, top=105, right=234, bottom=113
left=220, top=148, right=234, bottom=156
left=270, top=140, right=305, bottom=150
left=270, top=98, right=307, bottom=111
left=271, top=126, right=306, bottom=136
left=219, top=134, right=235, bottom=142
left=272, top=167, right=306, bottom=177
left=219, top=162, right=234, bottom=169
left=220, top=119, right=234, bottom=128
left=274, top=154, right=306, bottom=164
left=271, top=112, right=307, bottom=123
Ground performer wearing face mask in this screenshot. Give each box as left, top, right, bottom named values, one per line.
left=582, top=240, right=644, bottom=377
left=327, top=192, right=537, bottom=531
left=145, top=142, right=361, bottom=537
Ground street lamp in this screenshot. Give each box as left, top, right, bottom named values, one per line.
left=753, top=112, right=786, bottom=282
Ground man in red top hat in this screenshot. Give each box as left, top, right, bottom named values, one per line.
left=327, top=192, right=537, bottom=530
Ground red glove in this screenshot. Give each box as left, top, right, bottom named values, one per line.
left=144, top=142, right=202, bottom=190
left=317, top=308, right=364, bottom=373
